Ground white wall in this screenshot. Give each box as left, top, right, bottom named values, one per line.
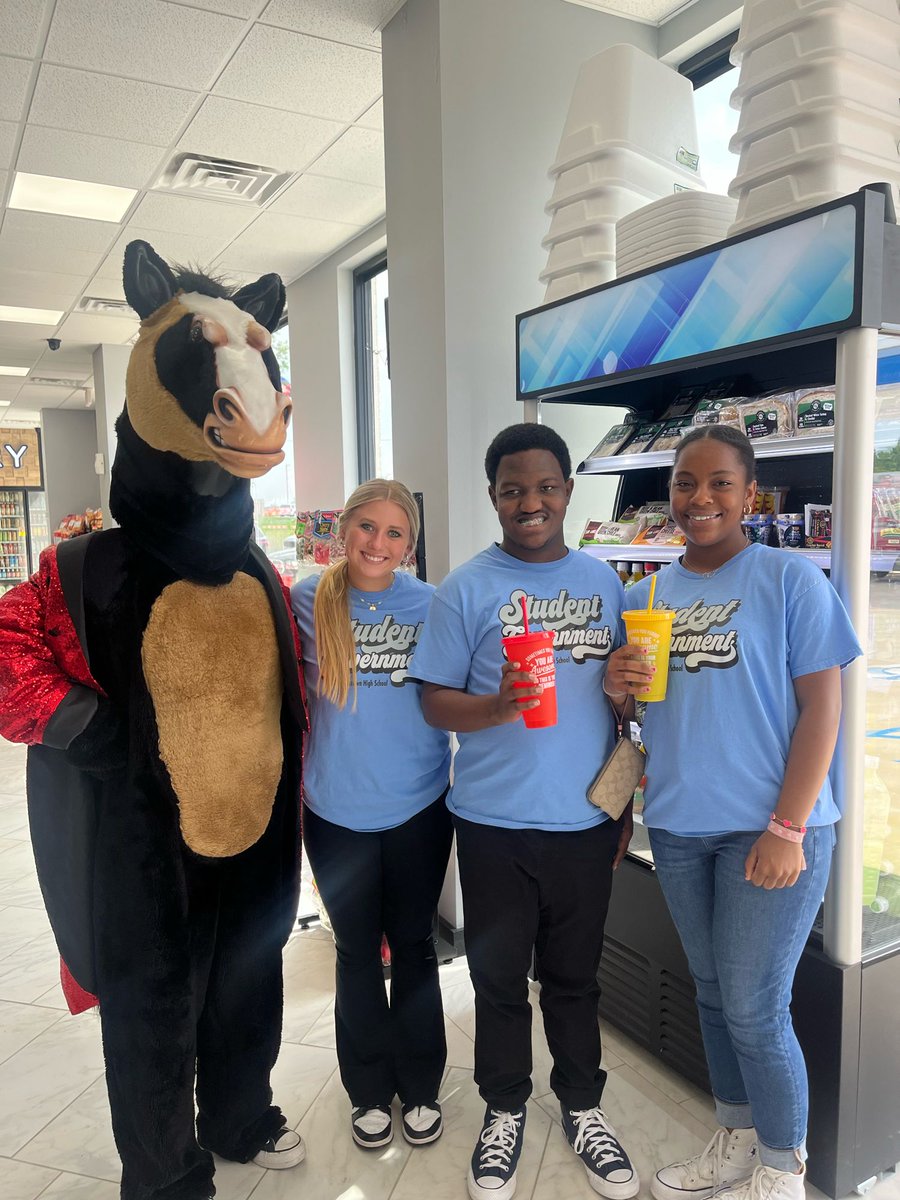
left=287, top=221, right=386, bottom=512
left=41, top=409, right=100, bottom=531
left=92, top=343, right=130, bottom=524
left=384, top=0, right=657, bottom=579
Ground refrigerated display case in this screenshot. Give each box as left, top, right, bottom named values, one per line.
left=516, top=184, right=900, bottom=1197
left=0, top=427, right=46, bottom=596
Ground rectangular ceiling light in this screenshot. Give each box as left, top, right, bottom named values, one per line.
left=0, top=305, right=64, bottom=325
left=0, top=366, right=29, bottom=376
left=10, top=171, right=136, bottom=223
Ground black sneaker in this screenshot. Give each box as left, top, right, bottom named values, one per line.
left=351, top=1104, right=393, bottom=1149
left=468, top=1105, right=526, bottom=1200
left=561, top=1105, right=639, bottom=1199
left=252, top=1126, right=306, bottom=1169
left=401, top=1102, right=443, bottom=1145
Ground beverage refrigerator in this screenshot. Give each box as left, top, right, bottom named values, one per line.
left=0, top=428, right=48, bottom=597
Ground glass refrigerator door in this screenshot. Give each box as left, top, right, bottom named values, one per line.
left=863, top=375, right=900, bottom=956
left=0, top=490, right=28, bottom=596
left=27, top=490, right=50, bottom=565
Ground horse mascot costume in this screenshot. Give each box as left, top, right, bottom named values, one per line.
left=0, top=240, right=308, bottom=1200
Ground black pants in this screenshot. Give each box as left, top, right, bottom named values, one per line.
left=454, top=815, right=621, bottom=1113
left=303, top=794, right=452, bottom=1107
left=92, top=763, right=300, bottom=1200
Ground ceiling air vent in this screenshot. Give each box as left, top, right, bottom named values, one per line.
left=78, top=296, right=134, bottom=316
left=155, top=153, right=294, bottom=207
left=29, top=376, right=86, bottom=388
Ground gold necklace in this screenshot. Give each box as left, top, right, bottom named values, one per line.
left=350, top=577, right=396, bottom=611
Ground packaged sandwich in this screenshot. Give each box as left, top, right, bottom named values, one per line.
left=805, top=503, right=832, bottom=549
left=739, top=392, right=794, bottom=440
left=794, top=388, right=835, bottom=436
left=586, top=422, right=639, bottom=459
left=651, top=416, right=695, bottom=451
left=590, top=521, right=640, bottom=545
left=627, top=422, right=666, bottom=453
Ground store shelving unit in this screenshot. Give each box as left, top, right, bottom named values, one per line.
left=516, top=185, right=900, bottom=1198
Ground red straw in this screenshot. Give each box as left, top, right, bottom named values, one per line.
left=520, top=595, right=530, bottom=634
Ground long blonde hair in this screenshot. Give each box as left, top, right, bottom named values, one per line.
left=313, top=479, right=420, bottom=709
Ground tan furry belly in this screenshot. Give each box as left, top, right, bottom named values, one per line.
left=141, top=574, right=284, bottom=857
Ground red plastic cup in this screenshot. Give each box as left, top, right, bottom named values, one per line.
left=501, top=629, right=557, bottom=728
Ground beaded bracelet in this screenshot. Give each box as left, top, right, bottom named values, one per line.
left=767, top=820, right=805, bottom=844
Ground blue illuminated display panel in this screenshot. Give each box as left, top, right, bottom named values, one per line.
left=517, top=204, right=858, bottom=397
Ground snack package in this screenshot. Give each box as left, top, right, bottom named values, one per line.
left=586, top=422, right=639, bottom=459
left=589, top=521, right=639, bottom=545
left=752, top=487, right=790, bottom=516
left=631, top=515, right=670, bottom=544
left=636, top=502, right=670, bottom=519
left=872, top=473, right=900, bottom=549
left=805, top=503, right=832, bottom=549
left=775, top=513, right=804, bottom=549
left=693, top=398, right=743, bottom=428
left=742, top=513, right=774, bottom=545
left=794, top=388, right=835, bottom=436
left=646, top=519, right=686, bottom=546
left=739, top=393, right=794, bottom=440
left=651, top=416, right=694, bottom=452
left=627, top=422, right=666, bottom=453
left=580, top=519, right=604, bottom=545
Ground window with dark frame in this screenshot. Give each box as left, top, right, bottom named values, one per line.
left=678, top=30, right=742, bottom=198
left=353, top=253, right=392, bottom=483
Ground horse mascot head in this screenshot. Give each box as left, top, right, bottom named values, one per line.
left=111, top=240, right=290, bottom=584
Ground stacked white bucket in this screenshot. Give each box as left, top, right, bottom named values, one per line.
left=727, top=0, right=900, bottom=237
left=541, top=44, right=707, bottom=303
left=615, top=192, right=738, bottom=276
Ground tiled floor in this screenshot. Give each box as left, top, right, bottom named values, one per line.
left=0, top=738, right=898, bottom=1200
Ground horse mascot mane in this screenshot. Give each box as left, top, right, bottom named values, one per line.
left=0, top=240, right=308, bottom=1199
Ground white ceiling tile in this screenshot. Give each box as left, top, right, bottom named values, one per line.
left=0, top=0, right=49, bottom=58
left=214, top=25, right=381, bottom=122
left=166, top=0, right=256, bottom=13
left=85, top=273, right=127, bottom=302
left=18, top=126, right=163, bottom=189
left=0, top=318, right=61, bottom=338
left=0, top=121, right=17, bottom=168
left=18, top=383, right=81, bottom=404
left=307, top=126, right=384, bottom=187
left=132, top=192, right=253, bottom=241
left=3, top=210, right=119, bottom=253
left=0, top=380, right=25, bottom=400
left=0, top=56, right=33, bottom=124
left=267, top=174, right=383, bottom=226
left=103, top=226, right=228, bottom=276
left=357, top=97, right=383, bottom=131
left=57, top=312, right=138, bottom=344
left=0, top=230, right=106, bottom=277
left=46, top=0, right=246, bottom=90
left=178, top=96, right=344, bottom=174
left=31, top=342, right=97, bottom=374
left=217, top=210, right=361, bottom=278
left=261, top=0, right=395, bottom=49
left=0, top=267, right=87, bottom=309
left=562, top=0, right=700, bottom=22
left=30, top=65, right=198, bottom=146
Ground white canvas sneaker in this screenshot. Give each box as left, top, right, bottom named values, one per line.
left=717, top=1164, right=806, bottom=1200
left=652, top=1126, right=758, bottom=1200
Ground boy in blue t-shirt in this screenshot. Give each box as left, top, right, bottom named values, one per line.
left=410, top=424, right=638, bottom=1200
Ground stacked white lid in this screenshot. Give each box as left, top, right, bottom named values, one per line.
left=727, top=0, right=900, bottom=237
left=615, top=192, right=738, bottom=277
left=540, top=44, right=706, bottom=303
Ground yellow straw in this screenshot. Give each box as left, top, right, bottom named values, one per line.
left=647, top=571, right=657, bottom=612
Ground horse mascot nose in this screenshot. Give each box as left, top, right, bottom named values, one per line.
left=0, top=239, right=309, bottom=1196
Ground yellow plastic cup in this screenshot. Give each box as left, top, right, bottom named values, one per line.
left=622, top=609, right=675, bottom=702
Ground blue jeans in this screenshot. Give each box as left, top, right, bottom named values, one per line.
left=648, top=825, right=836, bottom=1172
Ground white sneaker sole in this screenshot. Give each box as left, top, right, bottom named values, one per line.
left=402, top=1122, right=443, bottom=1146
left=352, top=1126, right=393, bottom=1150
left=253, top=1140, right=306, bottom=1170
left=585, top=1164, right=641, bottom=1200
left=467, top=1166, right=517, bottom=1200
left=652, top=1178, right=718, bottom=1200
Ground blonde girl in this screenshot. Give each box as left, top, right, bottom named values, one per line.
left=291, top=480, right=452, bottom=1151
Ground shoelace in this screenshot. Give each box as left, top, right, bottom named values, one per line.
left=570, top=1108, right=627, bottom=1167
left=477, top=1110, right=522, bottom=1171
left=675, top=1127, right=731, bottom=1186
left=722, top=1165, right=801, bottom=1200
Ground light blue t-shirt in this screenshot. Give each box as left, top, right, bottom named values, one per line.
left=409, top=543, right=625, bottom=831
left=292, top=570, right=451, bottom=832
left=626, top=544, right=862, bottom=835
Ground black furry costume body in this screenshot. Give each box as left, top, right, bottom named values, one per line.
left=0, top=242, right=307, bottom=1200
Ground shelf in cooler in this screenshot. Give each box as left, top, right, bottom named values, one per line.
left=580, top=543, right=899, bottom=572
left=579, top=433, right=839, bottom=475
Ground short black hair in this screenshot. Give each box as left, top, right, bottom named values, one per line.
left=484, top=423, right=572, bottom=485
left=673, top=424, right=757, bottom=482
